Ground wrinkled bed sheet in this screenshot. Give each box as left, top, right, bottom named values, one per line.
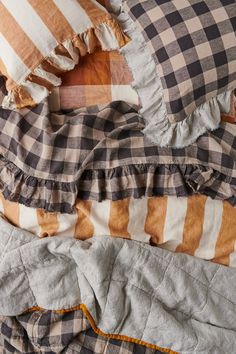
left=1, top=193, right=236, bottom=267
left=0, top=216, right=236, bottom=354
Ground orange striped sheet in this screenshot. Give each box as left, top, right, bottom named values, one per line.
left=1, top=193, right=236, bottom=267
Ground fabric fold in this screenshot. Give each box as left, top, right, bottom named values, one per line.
left=0, top=215, right=236, bottom=354
left=1, top=157, right=236, bottom=214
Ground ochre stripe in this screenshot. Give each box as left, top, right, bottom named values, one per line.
left=109, top=199, right=130, bottom=238
left=13, top=86, right=36, bottom=109
left=212, top=202, right=236, bottom=266
left=0, top=3, right=43, bottom=70
left=145, top=197, right=167, bottom=245
left=97, top=0, right=106, bottom=5
left=0, top=58, right=9, bottom=79
left=0, top=193, right=20, bottom=227
left=27, top=0, right=75, bottom=42
left=27, top=74, right=55, bottom=91
left=78, top=0, right=130, bottom=48
left=176, top=195, right=206, bottom=256
left=74, top=200, right=94, bottom=240
left=54, top=44, right=74, bottom=59
left=36, top=209, right=59, bottom=237
left=77, top=0, right=109, bottom=25
left=40, top=59, right=68, bottom=76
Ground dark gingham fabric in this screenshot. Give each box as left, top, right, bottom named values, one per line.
left=0, top=310, right=166, bottom=354
left=1, top=78, right=236, bottom=213
left=123, top=0, right=236, bottom=123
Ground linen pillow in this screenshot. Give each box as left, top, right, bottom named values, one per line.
left=110, top=0, right=236, bottom=147
left=0, top=0, right=129, bottom=109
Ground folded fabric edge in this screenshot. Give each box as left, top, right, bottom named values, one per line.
left=1, top=155, right=236, bottom=213
left=1, top=16, right=130, bottom=110
left=23, top=304, right=176, bottom=354
left=110, top=0, right=234, bottom=148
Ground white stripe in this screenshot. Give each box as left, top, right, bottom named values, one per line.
left=94, top=23, right=119, bottom=50
left=53, top=0, right=93, bottom=33
left=229, top=242, right=236, bottom=268
left=1, top=0, right=57, bottom=56
left=163, top=197, right=188, bottom=251
left=195, top=198, right=223, bottom=260
left=90, top=200, right=110, bottom=236
left=0, top=33, right=30, bottom=83
left=19, top=205, right=41, bottom=236
left=89, top=0, right=108, bottom=12
left=57, top=213, right=77, bottom=237
left=128, top=198, right=150, bottom=243
left=111, top=86, right=139, bottom=106
left=0, top=199, right=4, bottom=214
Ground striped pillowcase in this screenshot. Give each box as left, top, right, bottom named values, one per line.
left=0, top=0, right=129, bottom=109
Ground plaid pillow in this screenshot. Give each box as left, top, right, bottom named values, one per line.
left=0, top=0, right=129, bottom=109
left=111, top=0, right=236, bottom=147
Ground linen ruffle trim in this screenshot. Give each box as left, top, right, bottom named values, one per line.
left=2, top=17, right=130, bottom=110
left=109, top=0, right=234, bottom=148
left=0, top=155, right=235, bottom=214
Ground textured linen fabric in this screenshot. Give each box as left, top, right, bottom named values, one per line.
left=1, top=86, right=236, bottom=212
left=1, top=216, right=236, bottom=353
left=111, top=0, right=236, bottom=147
left=49, top=49, right=139, bottom=111
left=0, top=0, right=129, bottom=109
left=0, top=310, right=165, bottom=354
left=1, top=193, right=236, bottom=267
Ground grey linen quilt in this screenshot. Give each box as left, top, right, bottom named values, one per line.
left=0, top=215, right=236, bottom=354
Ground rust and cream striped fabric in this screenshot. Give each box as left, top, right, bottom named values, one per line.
left=1, top=193, right=236, bottom=268
left=0, top=0, right=129, bottom=109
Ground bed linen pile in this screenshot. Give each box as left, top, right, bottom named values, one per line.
left=0, top=0, right=236, bottom=353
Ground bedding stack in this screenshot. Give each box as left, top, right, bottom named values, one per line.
left=0, top=1, right=236, bottom=353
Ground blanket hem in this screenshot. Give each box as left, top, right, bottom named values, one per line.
left=23, top=304, right=177, bottom=354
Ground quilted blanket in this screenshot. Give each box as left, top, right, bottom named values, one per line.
left=0, top=215, right=236, bottom=354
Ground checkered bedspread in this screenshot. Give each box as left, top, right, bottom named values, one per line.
left=0, top=310, right=165, bottom=354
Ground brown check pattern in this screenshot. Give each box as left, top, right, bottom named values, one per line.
left=1, top=77, right=236, bottom=213
left=0, top=310, right=165, bottom=354
left=49, top=49, right=139, bottom=111
left=123, top=0, right=236, bottom=123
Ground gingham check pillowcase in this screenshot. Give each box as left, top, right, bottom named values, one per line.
left=111, top=0, right=236, bottom=147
